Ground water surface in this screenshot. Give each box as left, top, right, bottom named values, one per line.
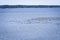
left=0, top=8, right=60, bottom=40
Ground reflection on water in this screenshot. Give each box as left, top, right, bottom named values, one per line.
left=0, top=8, right=60, bottom=40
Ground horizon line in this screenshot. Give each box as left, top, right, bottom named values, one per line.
left=0, top=5, right=60, bottom=8
left=0, top=5, right=60, bottom=6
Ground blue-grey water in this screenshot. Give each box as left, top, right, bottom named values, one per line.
left=0, top=8, right=60, bottom=40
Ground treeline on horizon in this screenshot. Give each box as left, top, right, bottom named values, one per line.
left=0, top=5, right=60, bottom=8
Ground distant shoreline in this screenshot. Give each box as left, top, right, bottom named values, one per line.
left=0, top=5, right=60, bottom=8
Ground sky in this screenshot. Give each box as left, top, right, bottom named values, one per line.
left=0, top=0, right=60, bottom=5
